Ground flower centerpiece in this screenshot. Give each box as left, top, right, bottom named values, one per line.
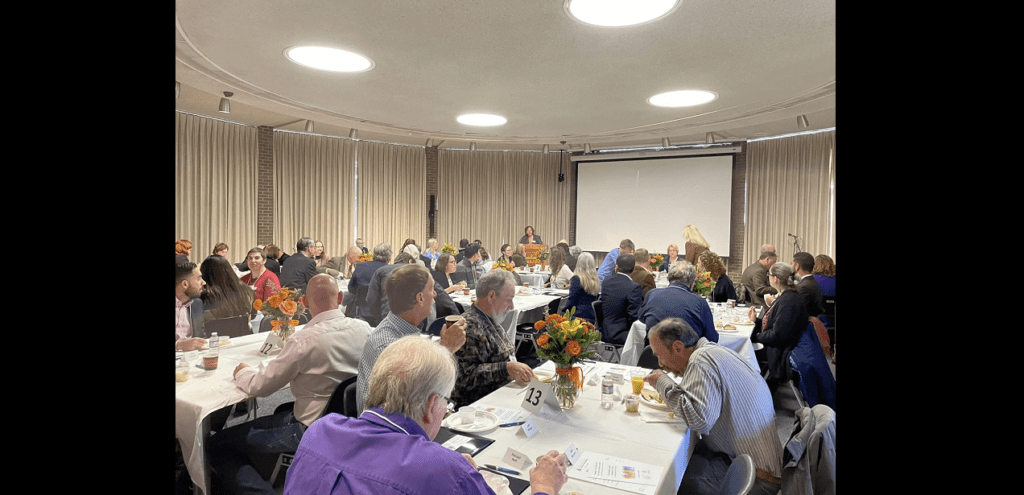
left=536, top=246, right=550, bottom=268
left=693, top=270, right=716, bottom=298
left=252, top=287, right=307, bottom=342
left=533, top=308, right=601, bottom=408
left=441, top=243, right=457, bottom=254
left=492, top=257, right=514, bottom=272
left=357, top=252, right=373, bottom=263
left=649, top=254, right=665, bottom=270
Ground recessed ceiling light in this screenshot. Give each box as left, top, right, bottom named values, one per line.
left=647, top=90, right=718, bottom=107
left=284, top=46, right=374, bottom=72
left=565, top=0, right=680, bottom=27
left=456, top=114, right=507, bottom=126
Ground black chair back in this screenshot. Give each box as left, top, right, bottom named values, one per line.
left=427, top=317, right=446, bottom=336
left=592, top=300, right=604, bottom=331
left=637, top=345, right=659, bottom=369
left=343, top=380, right=358, bottom=418
left=206, top=314, right=251, bottom=338
left=322, top=375, right=358, bottom=418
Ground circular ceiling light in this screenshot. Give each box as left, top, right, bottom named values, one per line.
left=647, top=90, right=718, bottom=107
left=565, top=0, right=680, bottom=27
left=284, top=46, right=374, bottom=72
left=456, top=114, right=507, bottom=126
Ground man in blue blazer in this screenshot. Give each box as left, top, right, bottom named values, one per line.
left=280, top=237, right=319, bottom=294
left=599, top=254, right=643, bottom=344
left=639, top=260, right=718, bottom=343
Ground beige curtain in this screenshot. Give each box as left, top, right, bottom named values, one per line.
left=273, top=131, right=357, bottom=261
left=437, top=149, right=573, bottom=255
left=355, top=141, right=427, bottom=254
left=175, top=112, right=259, bottom=265
left=744, top=129, right=836, bottom=268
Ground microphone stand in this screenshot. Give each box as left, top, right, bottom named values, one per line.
left=790, top=234, right=802, bottom=253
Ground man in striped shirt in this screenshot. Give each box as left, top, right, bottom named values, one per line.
left=644, top=318, right=784, bottom=495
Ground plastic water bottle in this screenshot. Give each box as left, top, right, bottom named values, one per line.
left=601, top=375, right=614, bottom=409
left=210, top=332, right=220, bottom=353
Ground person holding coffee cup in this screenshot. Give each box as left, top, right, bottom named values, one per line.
left=356, top=264, right=468, bottom=414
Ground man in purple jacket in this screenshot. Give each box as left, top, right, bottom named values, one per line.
left=283, top=335, right=568, bottom=495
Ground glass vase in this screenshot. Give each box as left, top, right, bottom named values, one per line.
left=553, top=366, right=581, bottom=409
left=277, top=320, right=295, bottom=342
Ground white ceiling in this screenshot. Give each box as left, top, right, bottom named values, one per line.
left=175, top=0, right=835, bottom=151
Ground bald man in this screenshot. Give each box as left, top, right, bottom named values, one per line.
left=210, top=274, right=371, bottom=495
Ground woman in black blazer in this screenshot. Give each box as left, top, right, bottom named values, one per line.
left=518, top=225, right=542, bottom=245
left=432, top=253, right=467, bottom=294
left=750, top=262, right=809, bottom=391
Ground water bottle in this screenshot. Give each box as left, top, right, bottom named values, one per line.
left=601, top=374, right=614, bottom=409
left=210, top=332, right=220, bottom=354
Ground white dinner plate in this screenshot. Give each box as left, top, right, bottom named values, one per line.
left=639, top=388, right=670, bottom=411
left=718, top=326, right=738, bottom=332
left=444, top=410, right=500, bottom=433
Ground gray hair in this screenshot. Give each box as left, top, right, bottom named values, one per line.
left=373, top=243, right=393, bottom=263
left=569, top=245, right=583, bottom=258
left=477, top=269, right=515, bottom=298
left=402, top=243, right=421, bottom=259
left=650, top=317, right=700, bottom=349
left=769, top=261, right=797, bottom=291
left=667, top=260, right=697, bottom=288
left=296, top=237, right=315, bottom=253
left=364, top=336, right=457, bottom=421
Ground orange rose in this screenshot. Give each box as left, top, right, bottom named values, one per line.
left=289, top=319, right=300, bottom=327
left=536, top=334, right=550, bottom=348
left=253, top=299, right=263, bottom=311
left=267, top=294, right=283, bottom=309
left=566, top=340, right=582, bottom=356
left=534, top=320, right=546, bottom=331
left=281, top=299, right=298, bottom=316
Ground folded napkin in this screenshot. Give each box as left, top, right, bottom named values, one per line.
left=638, top=409, right=685, bottom=424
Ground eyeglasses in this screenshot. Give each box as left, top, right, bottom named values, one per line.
left=441, top=394, right=456, bottom=414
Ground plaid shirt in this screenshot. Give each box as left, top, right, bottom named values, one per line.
left=451, top=304, right=513, bottom=406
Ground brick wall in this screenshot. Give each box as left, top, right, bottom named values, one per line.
left=256, top=126, right=275, bottom=245
left=425, top=145, right=438, bottom=238
left=726, top=143, right=748, bottom=278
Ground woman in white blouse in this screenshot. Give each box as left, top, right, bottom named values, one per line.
left=547, top=245, right=574, bottom=289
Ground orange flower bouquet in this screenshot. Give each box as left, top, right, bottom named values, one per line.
left=492, top=258, right=514, bottom=272
left=533, top=307, right=601, bottom=408
left=650, top=254, right=665, bottom=270
left=440, top=243, right=457, bottom=254
left=693, top=270, right=716, bottom=297
left=253, top=287, right=307, bottom=342
left=357, top=252, right=374, bottom=263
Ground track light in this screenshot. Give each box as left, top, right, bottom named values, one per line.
left=349, top=129, right=358, bottom=139
left=705, top=132, right=716, bottom=144
left=662, top=138, right=671, bottom=148
left=425, top=139, right=434, bottom=148
left=305, top=120, right=314, bottom=133
left=584, top=143, right=592, bottom=153
left=218, top=91, right=233, bottom=113
left=470, top=142, right=477, bottom=151
left=797, top=115, right=809, bottom=128
left=176, top=81, right=180, bottom=98
left=543, top=144, right=550, bottom=154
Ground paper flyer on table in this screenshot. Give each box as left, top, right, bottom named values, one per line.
left=567, top=451, right=663, bottom=494
left=472, top=404, right=531, bottom=423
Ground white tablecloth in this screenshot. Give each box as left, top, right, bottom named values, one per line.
left=619, top=304, right=760, bottom=372
left=462, top=360, right=695, bottom=494
left=514, top=269, right=551, bottom=288
left=176, top=331, right=289, bottom=494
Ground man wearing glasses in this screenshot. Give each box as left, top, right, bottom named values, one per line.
left=286, top=336, right=569, bottom=495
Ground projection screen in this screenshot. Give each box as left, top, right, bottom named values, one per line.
left=574, top=154, right=734, bottom=258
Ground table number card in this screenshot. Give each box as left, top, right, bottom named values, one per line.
left=520, top=377, right=561, bottom=417
left=257, top=333, right=281, bottom=356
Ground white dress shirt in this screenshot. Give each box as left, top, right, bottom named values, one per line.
left=233, top=308, right=371, bottom=426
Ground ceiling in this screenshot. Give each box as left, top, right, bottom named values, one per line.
left=175, top=0, right=835, bottom=152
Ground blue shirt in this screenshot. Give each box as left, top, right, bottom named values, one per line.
left=284, top=408, right=495, bottom=495
left=596, top=248, right=620, bottom=283
left=639, top=282, right=719, bottom=342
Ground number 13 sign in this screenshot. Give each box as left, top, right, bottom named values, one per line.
left=520, top=376, right=561, bottom=417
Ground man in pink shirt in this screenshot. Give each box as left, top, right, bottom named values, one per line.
left=175, top=261, right=207, bottom=351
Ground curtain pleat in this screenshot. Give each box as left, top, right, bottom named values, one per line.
left=745, top=130, right=835, bottom=267
left=356, top=141, right=427, bottom=253
left=273, top=132, right=356, bottom=259
left=174, top=113, right=259, bottom=265
left=437, top=150, right=572, bottom=255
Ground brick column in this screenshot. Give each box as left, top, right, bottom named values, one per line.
left=256, top=126, right=275, bottom=245
left=726, top=142, right=747, bottom=276
left=425, top=145, right=439, bottom=238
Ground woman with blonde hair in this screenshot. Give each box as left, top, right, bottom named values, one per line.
left=510, top=243, right=528, bottom=268
left=682, top=225, right=709, bottom=265
left=564, top=252, right=600, bottom=323
left=660, top=243, right=682, bottom=272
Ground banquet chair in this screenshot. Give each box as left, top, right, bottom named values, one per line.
left=781, top=405, right=836, bottom=495
left=427, top=317, right=446, bottom=336
left=206, top=314, right=252, bottom=338
left=269, top=375, right=358, bottom=486
left=637, top=345, right=659, bottom=369
left=592, top=300, right=604, bottom=332
left=719, top=453, right=755, bottom=495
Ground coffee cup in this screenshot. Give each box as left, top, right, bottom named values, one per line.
left=202, top=351, right=219, bottom=370
left=444, top=315, right=461, bottom=328
left=463, top=288, right=471, bottom=295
